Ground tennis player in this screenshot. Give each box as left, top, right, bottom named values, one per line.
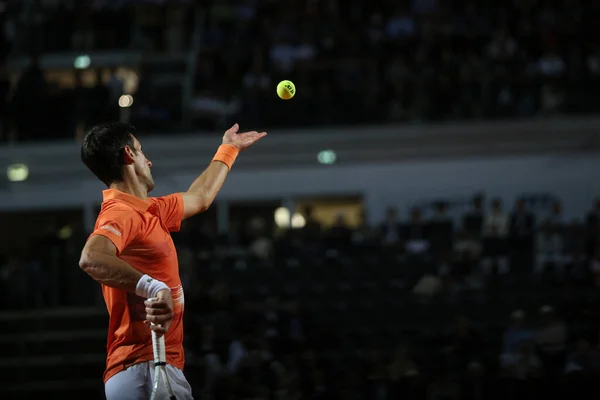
left=78, top=122, right=266, bottom=399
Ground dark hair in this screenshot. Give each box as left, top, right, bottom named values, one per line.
left=81, top=122, right=136, bottom=186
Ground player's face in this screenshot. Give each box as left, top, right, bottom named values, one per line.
left=132, top=137, right=155, bottom=192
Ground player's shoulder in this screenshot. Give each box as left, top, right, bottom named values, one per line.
left=148, top=193, right=182, bottom=203
left=98, top=199, right=142, bottom=219
left=147, top=193, right=183, bottom=209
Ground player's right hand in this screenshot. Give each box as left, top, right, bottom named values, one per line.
left=144, top=289, right=174, bottom=336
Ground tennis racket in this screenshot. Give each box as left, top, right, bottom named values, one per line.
left=150, top=326, right=177, bottom=400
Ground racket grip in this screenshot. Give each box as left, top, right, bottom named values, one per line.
left=151, top=329, right=167, bottom=364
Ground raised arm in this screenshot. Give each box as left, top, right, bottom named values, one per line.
left=181, top=123, right=266, bottom=219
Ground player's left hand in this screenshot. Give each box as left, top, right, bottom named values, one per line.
left=222, top=123, right=267, bottom=152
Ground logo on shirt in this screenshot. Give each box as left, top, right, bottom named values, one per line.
left=100, top=225, right=121, bottom=237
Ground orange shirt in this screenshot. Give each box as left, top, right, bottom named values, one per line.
left=89, top=189, right=185, bottom=383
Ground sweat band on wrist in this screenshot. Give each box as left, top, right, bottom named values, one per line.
left=212, top=144, right=239, bottom=170
left=136, top=274, right=169, bottom=299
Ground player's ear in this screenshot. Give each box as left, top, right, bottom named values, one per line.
left=123, top=145, right=136, bottom=165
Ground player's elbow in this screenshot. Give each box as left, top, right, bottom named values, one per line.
left=197, top=196, right=212, bottom=213
left=183, top=193, right=212, bottom=218
left=79, top=250, right=98, bottom=272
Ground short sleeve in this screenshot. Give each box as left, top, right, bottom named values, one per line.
left=149, top=193, right=184, bottom=232
left=90, top=205, right=141, bottom=255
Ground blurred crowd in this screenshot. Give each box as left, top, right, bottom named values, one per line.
left=1, top=0, right=600, bottom=140
left=196, top=0, right=600, bottom=129
left=0, top=0, right=194, bottom=141
left=3, top=192, right=600, bottom=398
left=173, top=194, right=600, bottom=399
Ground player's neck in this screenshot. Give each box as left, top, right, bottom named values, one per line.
left=110, top=180, right=148, bottom=200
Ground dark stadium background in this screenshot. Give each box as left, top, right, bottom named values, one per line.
left=1, top=0, right=600, bottom=399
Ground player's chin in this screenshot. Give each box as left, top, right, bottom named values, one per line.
left=146, top=179, right=155, bottom=192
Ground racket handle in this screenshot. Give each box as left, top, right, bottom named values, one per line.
left=151, top=325, right=167, bottom=364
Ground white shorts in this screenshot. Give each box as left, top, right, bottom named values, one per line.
left=105, top=361, right=194, bottom=400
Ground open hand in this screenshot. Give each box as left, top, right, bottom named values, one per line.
left=222, top=123, right=267, bottom=151
left=144, top=289, right=174, bottom=337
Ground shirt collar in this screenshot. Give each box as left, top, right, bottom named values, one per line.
left=102, top=189, right=150, bottom=212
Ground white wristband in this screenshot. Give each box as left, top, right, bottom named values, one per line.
left=136, top=274, right=169, bottom=299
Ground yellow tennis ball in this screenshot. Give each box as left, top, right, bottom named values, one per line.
left=277, top=80, right=296, bottom=100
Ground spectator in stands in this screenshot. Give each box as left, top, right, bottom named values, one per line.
left=105, top=68, right=124, bottom=121
left=413, top=268, right=443, bottom=299
left=352, top=210, right=378, bottom=249
left=71, top=4, right=94, bottom=51
left=509, top=198, right=536, bottom=269
left=590, top=249, right=600, bottom=287
left=586, top=199, right=600, bottom=230
left=499, top=340, right=543, bottom=383
left=247, top=217, right=273, bottom=262
left=71, top=70, right=88, bottom=139
left=300, top=206, right=321, bottom=241
left=365, top=344, right=390, bottom=398
left=404, top=207, right=430, bottom=257
left=263, top=296, right=285, bottom=353
left=538, top=50, right=566, bottom=80
left=280, top=354, right=302, bottom=400
left=536, top=305, right=567, bottom=378
left=547, top=201, right=565, bottom=228
left=502, top=310, right=536, bottom=358
left=565, top=338, right=600, bottom=375
left=12, top=53, right=46, bottom=141
left=0, top=3, right=12, bottom=60
left=454, top=228, right=482, bottom=261
left=563, top=338, right=600, bottom=398
left=586, top=211, right=600, bottom=262
left=589, top=47, right=600, bottom=109
left=85, top=69, right=110, bottom=129
left=380, top=206, right=402, bottom=247
left=486, top=28, right=518, bottom=63
left=462, top=194, right=485, bottom=237
left=327, top=212, right=353, bottom=250
left=0, top=62, right=9, bottom=141
left=197, top=323, right=224, bottom=398
left=429, top=201, right=454, bottom=255
left=586, top=201, right=600, bottom=257
left=482, top=198, right=509, bottom=275
left=388, top=343, right=425, bottom=399
left=232, top=338, right=281, bottom=399
left=389, top=343, right=420, bottom=381
left=564, top=220, right=586, bottom=257
left=442, top=316, right=483, bottom=379
left=0, top=252, right=28, bottom=308
left=565, top=245, right=589, bottom=285
left=535, top=219, right=566, bottom=276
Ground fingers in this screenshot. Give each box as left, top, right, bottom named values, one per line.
left=144, top=298, right=173, bottom=327
left=225, top=123, right=240, bottom=135
left=144, top=299, right=171, bottom=309
left=222, top=124, right=267, bottom=151
left=144, top=321, right=169, bottom=336
left=239, top=131, right=266, bottom=137
left=144, top=312, right=172, bottom=325
left=238, top=131, right=267, bottom=144
left=145, top=305, right=171, bottom=315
